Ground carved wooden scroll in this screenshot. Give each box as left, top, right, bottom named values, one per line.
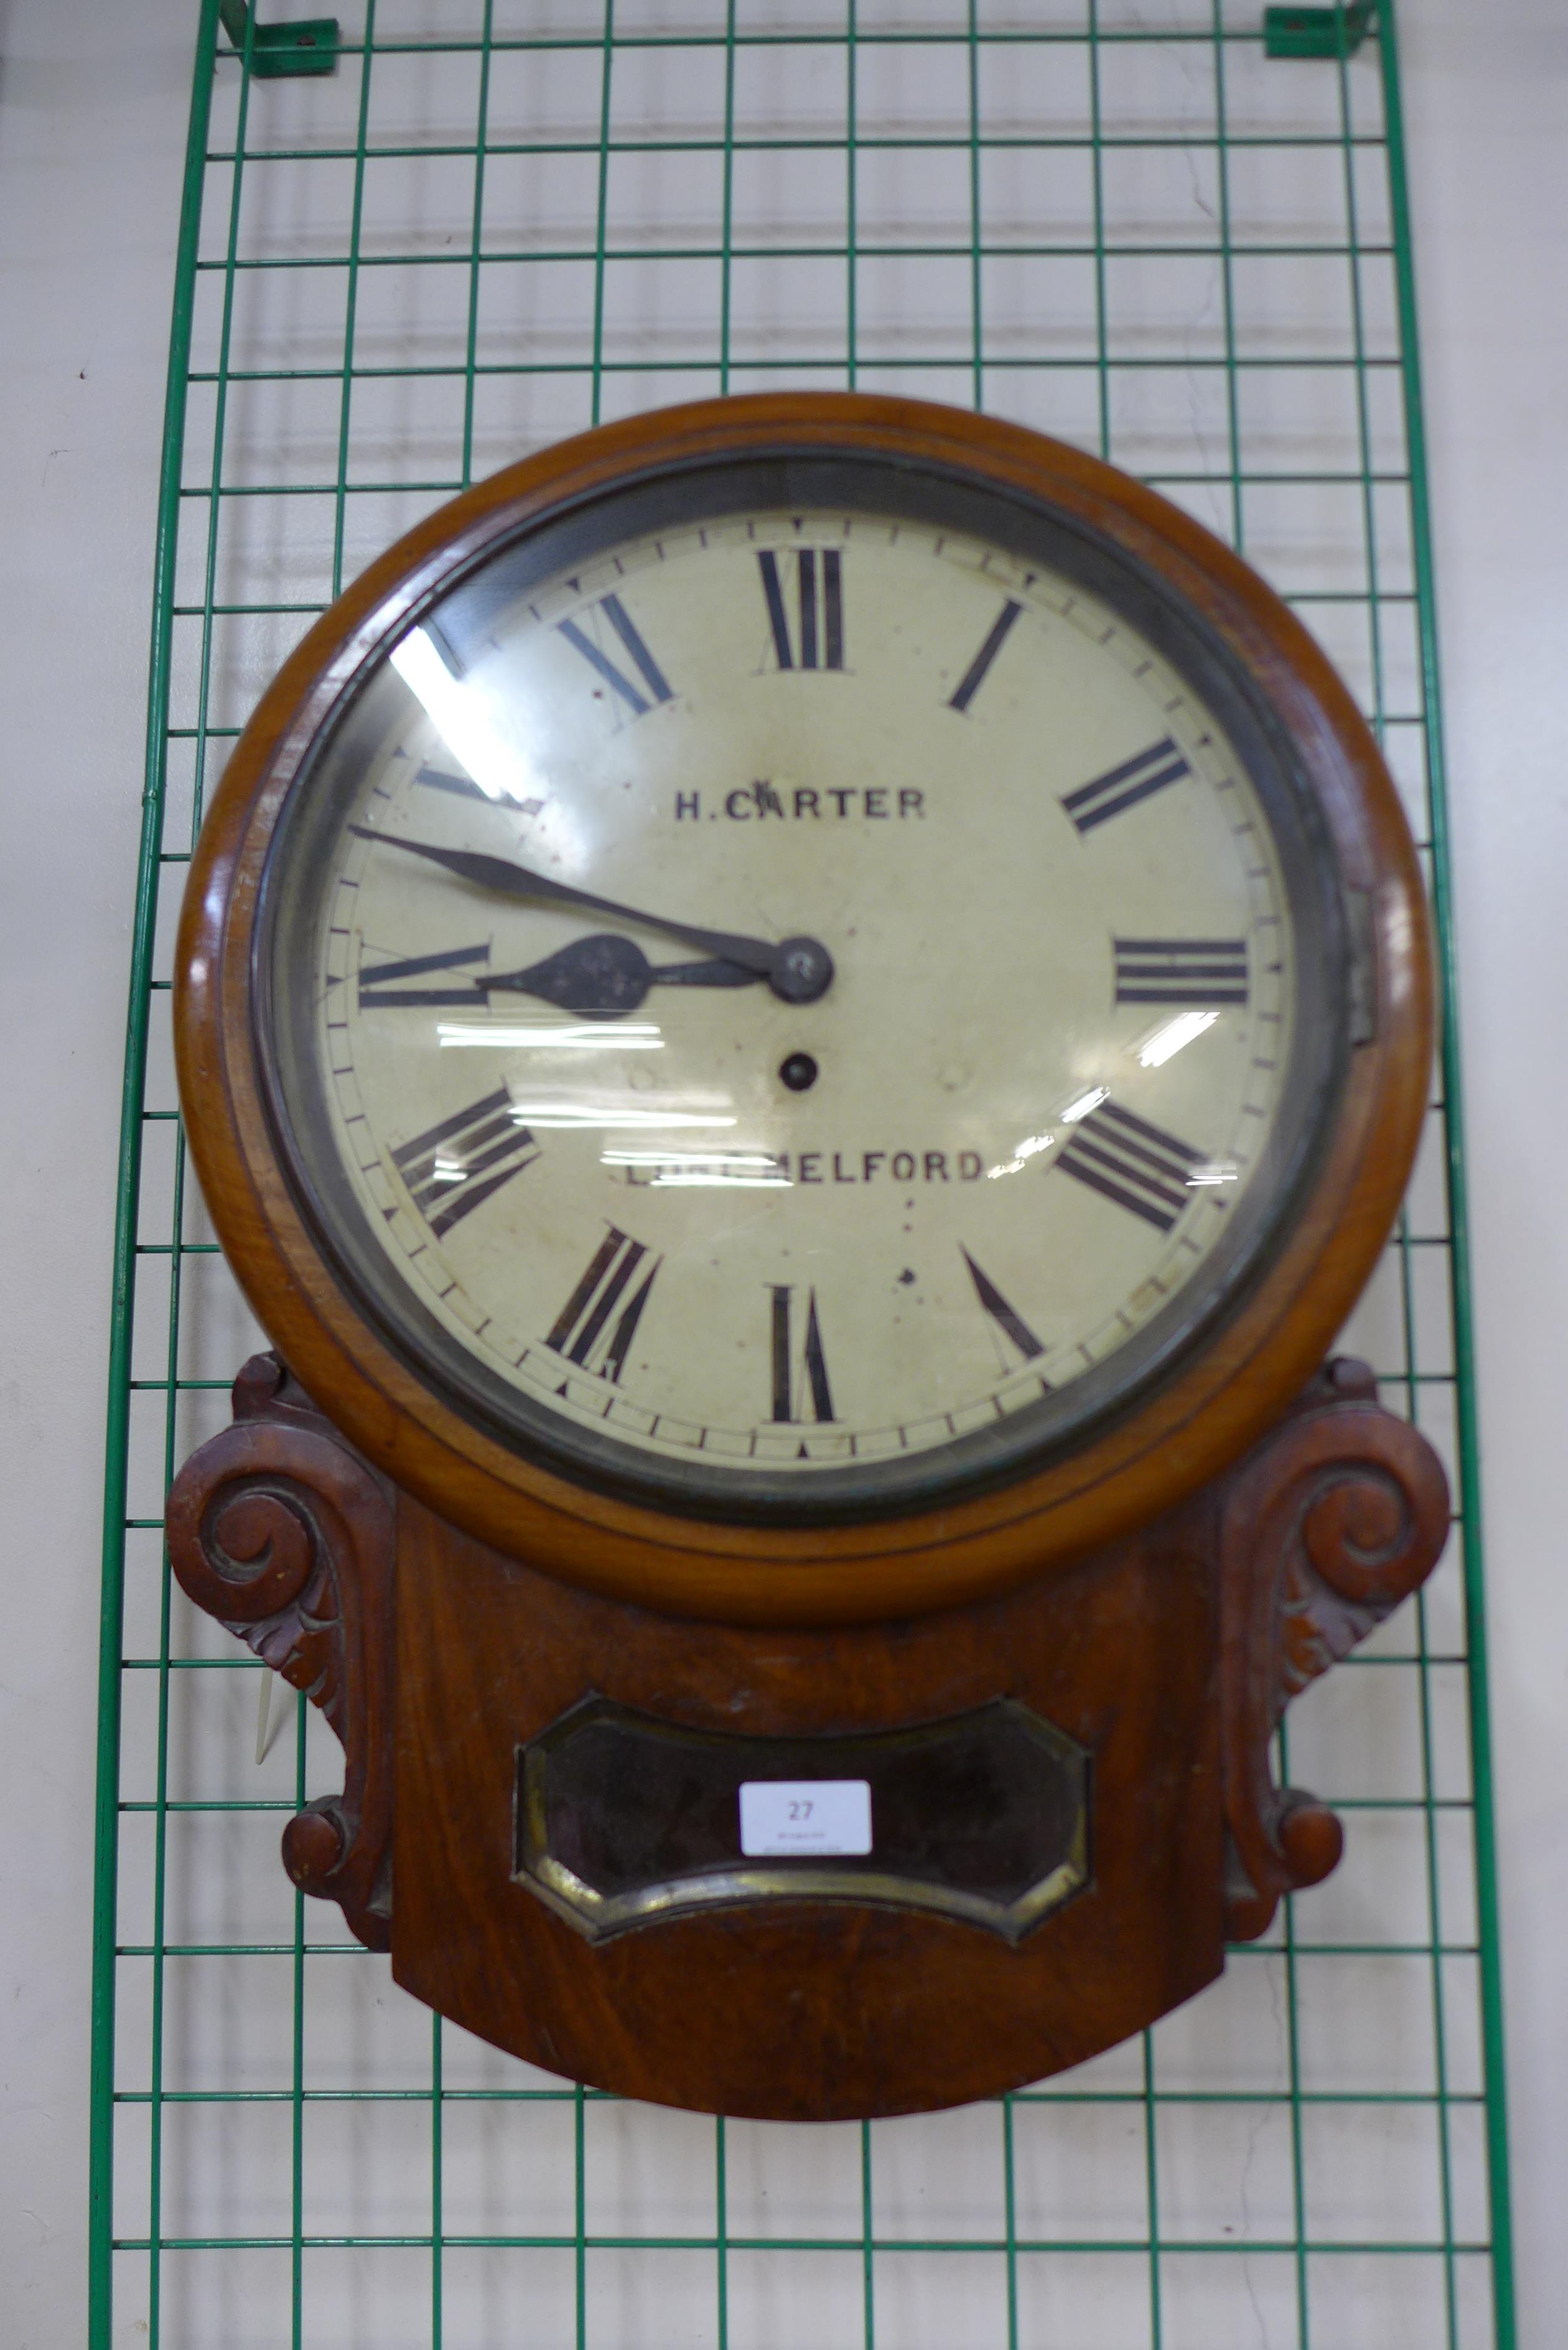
left=166, top=1353, right=395, bottom=1950
left=1218, top=1357, right=1450, bottom=1941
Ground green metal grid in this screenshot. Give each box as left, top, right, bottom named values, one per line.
left=90, top=2, right=1515, bottom=2343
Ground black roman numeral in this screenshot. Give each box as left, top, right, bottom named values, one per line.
left=948, top=598, right=1022, bottom=713
left=558, top=594, right=674, bottom=716
left=358, top=941, right=490, bottom=1010
left=1062, top=738, right=1191, bottom=834
left=1055, top=1100, right=1203, bottom=1234
left=545, top=1227, right=660, bottom=1383
left=961, top=1247, right=1046, bottom=1363
left=758, top=549, right=845, bottom=672
left=770, top=1285, right=835, bottom=1423
left=413, top=761, right=541, bottom=816
left=1113, top=937, right=1249, bottom=1007
left=390, top=1087, right=539, bottom=1238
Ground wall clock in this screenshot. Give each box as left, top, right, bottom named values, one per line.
left=167, top=393, right=1448, bottom=2118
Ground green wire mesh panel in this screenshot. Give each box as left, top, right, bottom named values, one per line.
left=91, top=1, right=1515, bottom=2343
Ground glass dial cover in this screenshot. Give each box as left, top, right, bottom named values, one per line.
left=258, top=451, right=1348, bottom=1524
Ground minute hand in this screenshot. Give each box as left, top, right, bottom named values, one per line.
left=350, top=828, right=833, bottom=1006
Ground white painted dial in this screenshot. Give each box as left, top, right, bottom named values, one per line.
left=263, top=479, right=1327, bottom=1520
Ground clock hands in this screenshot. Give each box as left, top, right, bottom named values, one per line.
left=350, top=826, right=834, bottom=1004
left=485, top=934, right=763, bottom=1018
left=360, top=934, right=760, bottom=1017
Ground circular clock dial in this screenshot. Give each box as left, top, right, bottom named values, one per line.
left=260, top=453, right=1345, bottom=1521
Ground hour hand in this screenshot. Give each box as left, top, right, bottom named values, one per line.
left=348, top=826, right=834, bottom=1003
left=485, top=934, right=763, bottom=1018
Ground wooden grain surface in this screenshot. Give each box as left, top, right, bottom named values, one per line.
left=167, top=1352, right=1448, bottom=2118
left=390, top=1484, right=1224, bottom=2118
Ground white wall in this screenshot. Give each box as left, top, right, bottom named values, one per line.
left=0, top=1, right=1562, bottom=2341
left=1402, top=2, right=1568, bottom=2336
left=0, top=6, right=197, bottom=2344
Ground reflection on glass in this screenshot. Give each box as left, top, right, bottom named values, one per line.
left=648, top=1170, right=792, bottom=1189
left=602, top=1150, right=779, bottom=1168
left=1138, top=1009, right=1220, bottom=1069
left=436, top=1022, right=665, bottom=1051
left=511, top=1105, right=737, bottom=1130
left=986, top=1131, right=1056, bottom=1182
left=390, top=628, right=543, bottom=810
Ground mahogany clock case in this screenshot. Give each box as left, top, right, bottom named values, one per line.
left=168, top=395, right=1445, bottom=2118
left=166, top=1349, right=1450, bottom=2120
left=174, top=393, right=1434, bottom=1625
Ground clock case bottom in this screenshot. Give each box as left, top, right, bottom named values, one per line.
left=166, top=1352, right=1447, bottom=2122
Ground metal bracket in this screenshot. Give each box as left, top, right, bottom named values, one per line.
left=218, top=0, right=340, bottom=77
left=1264, top=2, right=1374, bottom=58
